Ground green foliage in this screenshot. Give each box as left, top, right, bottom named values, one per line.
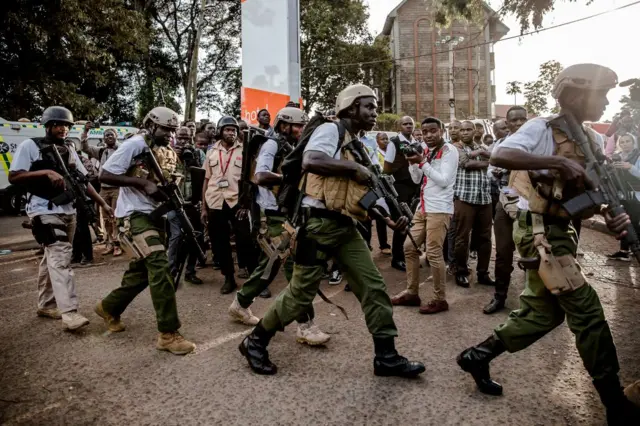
left=0, top=0, right=151, bottom=121
left=619, top=94, right=640, bottom=128
left=437, top=0, right=590, bottom=32
left=376, top=113, right=402, bottom=131
left=506, top=81, right=522, bottom=105
left=300, top=0, right=393, bottom=113
left=151, top=0, right=240, bottom=119
left=524, top=60, right=563, bottom=115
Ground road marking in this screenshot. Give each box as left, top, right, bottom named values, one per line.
left=3, top=402, right=62, bottom=425
left=0, top=291, right=35, bottom=302
left=0, top=277, right=37, bottom=289
left=193, top=285, right=348, bottom=356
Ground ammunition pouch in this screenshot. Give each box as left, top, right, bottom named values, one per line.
left=256, top=218, right=293, bottom=280
left=31, top=215, right=70, bottom=246
left=535, top=250, right=586, bottom=296
left=498, top=192, right=519, bottom=220
left=117, top=217, right=166, bottom=260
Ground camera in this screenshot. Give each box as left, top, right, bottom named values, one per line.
left=611, top=153, right=622, bottom=162
left=181, top=146, right=199, bottom=167
left=399, top=141, right=424, bottom=157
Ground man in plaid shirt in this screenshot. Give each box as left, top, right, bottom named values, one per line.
left=452, top=120, right=494, bottom=288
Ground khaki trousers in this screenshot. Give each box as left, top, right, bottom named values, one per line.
left=404, top=211, right=450, bottom=300
left=100, top=187, right=119, bottom=244
left=36, top=214, right=78, bottom=313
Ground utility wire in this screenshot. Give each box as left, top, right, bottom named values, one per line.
left=301, top=1, right=640, bottom=71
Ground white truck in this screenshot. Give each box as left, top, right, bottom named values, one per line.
left=0, top=119, right=137, bottom=214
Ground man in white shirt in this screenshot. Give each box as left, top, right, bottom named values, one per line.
left=9, top=106, right=112, bottom=330
left=383, top=116, right=420, bottom=271
left=391, top=117, right=458, bottom=314
left=96, top=106, right=195, bottom=355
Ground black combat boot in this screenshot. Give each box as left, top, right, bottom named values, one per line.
left=457, top=335, right=506, bottom=396
left=239, top=320, right=277, bottom=375
left=593, top=375, right=640, bottom=425
left=220, top=275, right=237, bottom=294
left=373, top=337, right=426, bottom=378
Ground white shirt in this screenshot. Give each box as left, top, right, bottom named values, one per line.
left=101, top=135, right=159, bottom=218
left=408, top=143, right=458, bottom=214
left=10, top=139, right=88, bottom=218
left=384, top=133, right=415, bottom=163
left=254, top=139, right=279, bottom=211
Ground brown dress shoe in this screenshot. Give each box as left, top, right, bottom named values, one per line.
left=391, top=291, right=421, bottom=306
left=419, top=300, right=449, bottom=314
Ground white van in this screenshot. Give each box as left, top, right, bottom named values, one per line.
left=0, top=119, right=137, bottom=214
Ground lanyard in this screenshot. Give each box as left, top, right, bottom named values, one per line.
left=419, top=145, right=445, bottom=213
left=218, top=147, right=235, bottom=177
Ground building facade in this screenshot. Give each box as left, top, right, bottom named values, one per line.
left=379, top=0, right=509, bottom=121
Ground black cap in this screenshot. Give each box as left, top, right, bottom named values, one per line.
left=41, top=106, right=74, bottom=127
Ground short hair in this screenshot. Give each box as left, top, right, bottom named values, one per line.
left=421, top=117, right=444, bottom=129
left=194, top=132, right=208, bottom=141
left=506, top=105, right=527, bottom=118
left=462, top=120, right=475, bottom=127
left=376, top=132, right=387, bottom=139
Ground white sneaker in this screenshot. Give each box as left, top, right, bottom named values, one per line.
left=62, top=311, right=90, bottom=330
left=296, top=320, right=330, bottom=346
left=328, top=270, right=342, bottom=285
left=228, top=297, right=259, bottom=326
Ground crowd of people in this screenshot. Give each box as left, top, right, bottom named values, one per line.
left=7, top=62, right=640, bottom=425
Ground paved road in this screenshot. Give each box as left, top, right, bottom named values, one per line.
left=1, top=227, right=639, bottom=425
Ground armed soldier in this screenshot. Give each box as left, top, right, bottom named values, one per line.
left=457, top=64, right=640, bottom=424
left=95, top=106, right=196, bottom=355
left=9, top=106, right=113, bottom=330
left=238, top=84, right=425, bottom=378
left=228, top=107, right=331, bottom=345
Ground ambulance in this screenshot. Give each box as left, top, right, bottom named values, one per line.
left=0, top=118, right=137, bottom=214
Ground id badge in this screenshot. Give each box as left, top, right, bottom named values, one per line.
left=217, top=179, right=229, bottom=188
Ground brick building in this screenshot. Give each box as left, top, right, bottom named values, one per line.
left=378, top=0, right=509, bottom=122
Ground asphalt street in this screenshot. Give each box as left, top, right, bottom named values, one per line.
left=1, top=226, right=639, bottom=425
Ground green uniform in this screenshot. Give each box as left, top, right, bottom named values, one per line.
left=102, top=212, right=180, bottom=333
left=494, top=211, right=619, bottom=380
left=261, top=214, right=398, bottom=338
left=236, top=213, right=314, bottom=323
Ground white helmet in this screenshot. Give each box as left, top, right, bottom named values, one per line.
left=143, top=106, right=180, bottom=130
left=552, top=64, right=618, bottom=99
left=335, top=84, right=377, bottom=117
left=273, top=107, right=309, bottom=130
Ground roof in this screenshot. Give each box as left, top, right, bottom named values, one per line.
left=380, top=0, right=509, bottom=38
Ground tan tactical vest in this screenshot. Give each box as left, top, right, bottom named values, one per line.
left=509, top=125, right=600, bottom=218
left=304, top=132, right=370, bottom=221
left=128, top=137, right=178, bottom=183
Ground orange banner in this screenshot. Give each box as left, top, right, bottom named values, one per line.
left=241, top=87, right=292, bottom=126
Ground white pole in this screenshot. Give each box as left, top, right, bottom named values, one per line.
left=449, top=43, right=455, bottom=122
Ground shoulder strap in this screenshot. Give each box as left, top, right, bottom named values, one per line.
left=334, top=121, right=346, bottom=157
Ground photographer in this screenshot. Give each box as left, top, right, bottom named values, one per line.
left=605, top=110, right=638, bottom=156
left=383, top=116, right=421, bottom=271
left=167, top=127, right=204, bottom=284
left=607, top=133, right=640, bottom=261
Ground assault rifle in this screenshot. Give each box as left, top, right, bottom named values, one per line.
left=141, top=149, right=206, bottom=284
left=560, top=112, right=640, bottom=262
left=49, top=144, right=103, bottom=242
left=343, top=139, right=422, bottom=254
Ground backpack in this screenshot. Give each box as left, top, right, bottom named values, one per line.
left=276, top=113, right=346, bottom=219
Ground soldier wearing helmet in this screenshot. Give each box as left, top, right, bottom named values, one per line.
left=96, top=106, right=196, bottom=355
left=238, top=84, right=425, bottom=379
left=201, top=115, right=257, bottom=294
left=229, top=105, right=333, bottom=345
left=458, top=64, right=640, bottom=423
left=8, top=106, right=113, bottom=331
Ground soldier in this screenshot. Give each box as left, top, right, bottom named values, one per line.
left=228, top=107, right=331, bottom=345
left=9, top=106, right=113, bottom=330
left=457, top=64, right=640, bottom=424
left=95, top=106, right=195, bottom=355
left=238, top=84, right=425, bottom=378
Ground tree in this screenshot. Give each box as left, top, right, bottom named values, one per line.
left=151, top=0, right=240, bottom=120
left=506, top=81, right=522, bottom=105
left=0, top=0, right=150, bottom=121
left=300, top=0, right=393, bottom=113
left=437, top=0, right=589, bottom=32
left=523, top=60, right=563, bottom=115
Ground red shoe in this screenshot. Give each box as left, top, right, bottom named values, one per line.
left=419, top=300, right=449, bottom=314
left=391, top=291, right=421, bottom=306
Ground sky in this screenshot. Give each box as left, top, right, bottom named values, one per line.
left=364, top=0, right=639, bottom=120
